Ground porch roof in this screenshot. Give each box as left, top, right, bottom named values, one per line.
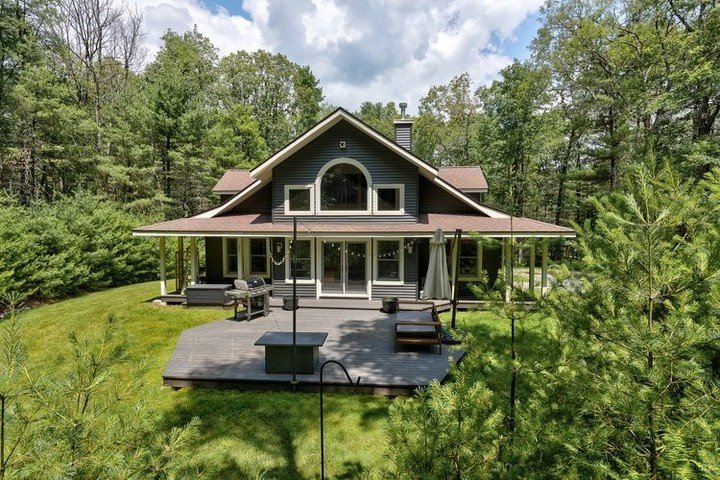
left=133, top=212, right=575, bottom=238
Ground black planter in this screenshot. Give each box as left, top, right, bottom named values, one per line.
left=283, top=295, right=299, bottom=311
left=381, top=297, right=399, bottom=314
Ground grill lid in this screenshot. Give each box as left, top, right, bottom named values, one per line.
left=245, top=276, right=265, bottom=289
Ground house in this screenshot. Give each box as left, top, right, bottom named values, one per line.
left=133, top=108, right=574, bottom=302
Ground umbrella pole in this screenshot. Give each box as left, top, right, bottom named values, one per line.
left=292, top=216, right=298, bottom=385
left=451, top=229, right=462, bottom=330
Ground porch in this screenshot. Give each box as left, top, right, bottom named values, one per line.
left=163, top=306, right=465, bottom=396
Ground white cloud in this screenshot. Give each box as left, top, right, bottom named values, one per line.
left=124, top=0, right=542, bottom=112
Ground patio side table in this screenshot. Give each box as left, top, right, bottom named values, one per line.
left=254, top=332, right=328, bottom=374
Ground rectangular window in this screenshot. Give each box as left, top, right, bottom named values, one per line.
left=248, top=238, right=268, bottom=276
left=289, top=239, right=312, bottom=280
left=374, top=184, right=404, bottom=213
left=224, top=238, right=239, bottom=276
left=459, top=240, right=481, bottom=279
left=376, top=240, right=401, bottom=281
left=285, top=185, right=314, bottom=214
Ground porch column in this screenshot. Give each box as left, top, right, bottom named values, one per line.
left=504, top=238, right=512, bottom=303
left=159, top=237, right=168, bottom=296
left=236, top=237, right=243, bottom=279
left=529, top=240, right=536, bottom=295
left=189, top=237, right=198, bottom=285
left=177, top=237, right=185, bottom=292
left=541, top=239, right=549, bottom=296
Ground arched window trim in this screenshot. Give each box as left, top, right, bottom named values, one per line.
left=315, top=158, right=372, bottom=215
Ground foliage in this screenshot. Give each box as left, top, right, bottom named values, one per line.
left=0, top=193, right=157, bottom=302
left=386, top=163, right=720, bottom=479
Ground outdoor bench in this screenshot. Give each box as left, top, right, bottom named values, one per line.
left=394, top=321, right=443, bottom=355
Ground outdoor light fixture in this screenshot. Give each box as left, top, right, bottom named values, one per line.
left=339, top=141, right=346, bottom=148
left=405, top=241, right=413, bottom=254
left=319, top=360, right=360, bottom=479
left=277, top=242, right=282, bottom=253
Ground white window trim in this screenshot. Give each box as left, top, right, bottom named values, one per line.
left=458, top=240, right=483, bottom=281
left=373, top=183, right=405, bottom=215
left=284, top=237, right=315, bottom=284
left=244, top=238, right=270, bottom=277
left=222, top=237, right=241, bottom=277
left=373, top=238, right=404, bottom=285
left=284, top=184, right=315, bottom=215
left=315, top=157, right=372, bottom=215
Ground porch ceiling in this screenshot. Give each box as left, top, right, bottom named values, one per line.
left=133, top=212, right=575, bottom=238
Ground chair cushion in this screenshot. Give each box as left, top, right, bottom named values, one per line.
left=396, top=324, right=438, bottom=338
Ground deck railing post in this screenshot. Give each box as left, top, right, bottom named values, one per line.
left=159, top=237, right=167, bottom=296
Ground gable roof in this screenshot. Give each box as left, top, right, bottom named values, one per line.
left=204, top=108, right=508, bottom=219
left=438, top=166, right=488, bottom=192
left=212, top=170, right=254, bottom=194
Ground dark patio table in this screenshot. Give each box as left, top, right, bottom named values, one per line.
left=254, top=331, right=328, bottom=374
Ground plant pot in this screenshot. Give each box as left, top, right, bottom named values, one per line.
left=283, top=295, right=299, bottom=311
left=381, top=296, right=399, bottom=314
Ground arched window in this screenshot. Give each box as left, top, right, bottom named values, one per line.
left=319, top=161, right=369, bottom=211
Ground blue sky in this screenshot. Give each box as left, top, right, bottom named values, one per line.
left=131, top=0, right=544, bottom=111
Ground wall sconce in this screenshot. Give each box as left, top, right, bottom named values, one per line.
left=339, top=141, right=346, bottom=149
left=405, top=242, right=413, bottom=254
left=277, top=242, right=283, bottom=254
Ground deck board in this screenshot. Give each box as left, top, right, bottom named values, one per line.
left=163, top=307, right=464, bottom=395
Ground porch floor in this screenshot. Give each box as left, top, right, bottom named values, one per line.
left=163, top=307, right=465, bottom=396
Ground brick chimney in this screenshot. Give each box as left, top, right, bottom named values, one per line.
left=393, top=102, right=413, bottom=151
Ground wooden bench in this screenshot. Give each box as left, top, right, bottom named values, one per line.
left=394, top=321, right=443, bottom=354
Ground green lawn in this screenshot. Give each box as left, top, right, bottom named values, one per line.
left=15, top=282, right=520, bottom=479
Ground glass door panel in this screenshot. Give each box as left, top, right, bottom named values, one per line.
left=322, top=242, right=343, bottom=294
left=345, top=242, right=367, bottom=294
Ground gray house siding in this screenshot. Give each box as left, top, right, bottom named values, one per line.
left=226, top=183, right=272, bottom=214
left=418, top=176, right=480, bottom=214
left=270, top=237, right=318, bottom=298
left=205, top=237, right=235, bottom=284
left=272, top=120, right=419, bottom=223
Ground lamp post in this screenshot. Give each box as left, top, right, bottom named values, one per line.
left=319, top=360, right=360, bottom=480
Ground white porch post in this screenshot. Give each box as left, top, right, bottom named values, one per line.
left=159, top=237, right=168, bottom=296
left=529, top=240, right=536, bottom=295
left=236, top=237, right=243, bottom=279
left=189, top=237, right=198, bottom=285
left=541, top=239, right=549, bottom=296
left=177, top=237, right=184, bottom=291
left=504, top=238, right=511, bottom=303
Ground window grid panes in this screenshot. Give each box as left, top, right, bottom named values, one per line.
left=288, top=187, right=311, bottom=212
left=377, top=187, right=400, bottom=211
left=225, top=238, right=238, bottom=274
left=458, top=240, right=479, bottom=278
left=249, top=239, right=268, bottom=275
left=377, top=240, right=401, bottom=281
left=321, top=163, right=368, bottom=211
left=290, top=240, right=312, bottom=279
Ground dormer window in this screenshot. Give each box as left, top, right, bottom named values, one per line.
left=316, top=158, right=371, bottom=214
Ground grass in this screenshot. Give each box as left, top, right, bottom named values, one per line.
left=14, top=282, right=537, bottom=479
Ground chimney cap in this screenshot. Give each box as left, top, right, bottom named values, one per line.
left=399, top=102, right=408, bottom=118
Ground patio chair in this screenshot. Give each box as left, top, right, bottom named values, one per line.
left=394, top=301, right=442, bottom=354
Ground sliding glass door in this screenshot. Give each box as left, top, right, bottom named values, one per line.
left=321, top=240, right=368, bottom=296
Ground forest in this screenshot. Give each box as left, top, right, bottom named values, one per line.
left=1, top=0, right=719, bottom=301
left=0, top=0, right=718, bottom=478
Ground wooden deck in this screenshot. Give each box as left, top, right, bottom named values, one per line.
left=163, top=307, right=465, bottom=396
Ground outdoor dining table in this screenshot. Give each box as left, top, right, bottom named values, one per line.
left=254, top=331, right=328, bottom=374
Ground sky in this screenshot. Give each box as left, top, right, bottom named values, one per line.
left=128, top=0, right=544, bottom=112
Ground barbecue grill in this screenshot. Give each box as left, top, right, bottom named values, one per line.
left=225, top=276, right=273, bottom=320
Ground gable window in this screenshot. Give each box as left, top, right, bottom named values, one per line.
left=374, top=239, right=404, bottom=284
left=285, top=238, right=314, bottom=282
left=319, top=161, right=369, bottom=212
left=223, top=238, right=240, bottom=276
left=285, top=185, right=314, bottom=214
left=374, top=184, right=404, bottom=214
left=245, top=238, right=269, bottom=276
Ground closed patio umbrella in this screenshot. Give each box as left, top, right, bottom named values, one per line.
left=422, top=229, right=452, bottom=299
